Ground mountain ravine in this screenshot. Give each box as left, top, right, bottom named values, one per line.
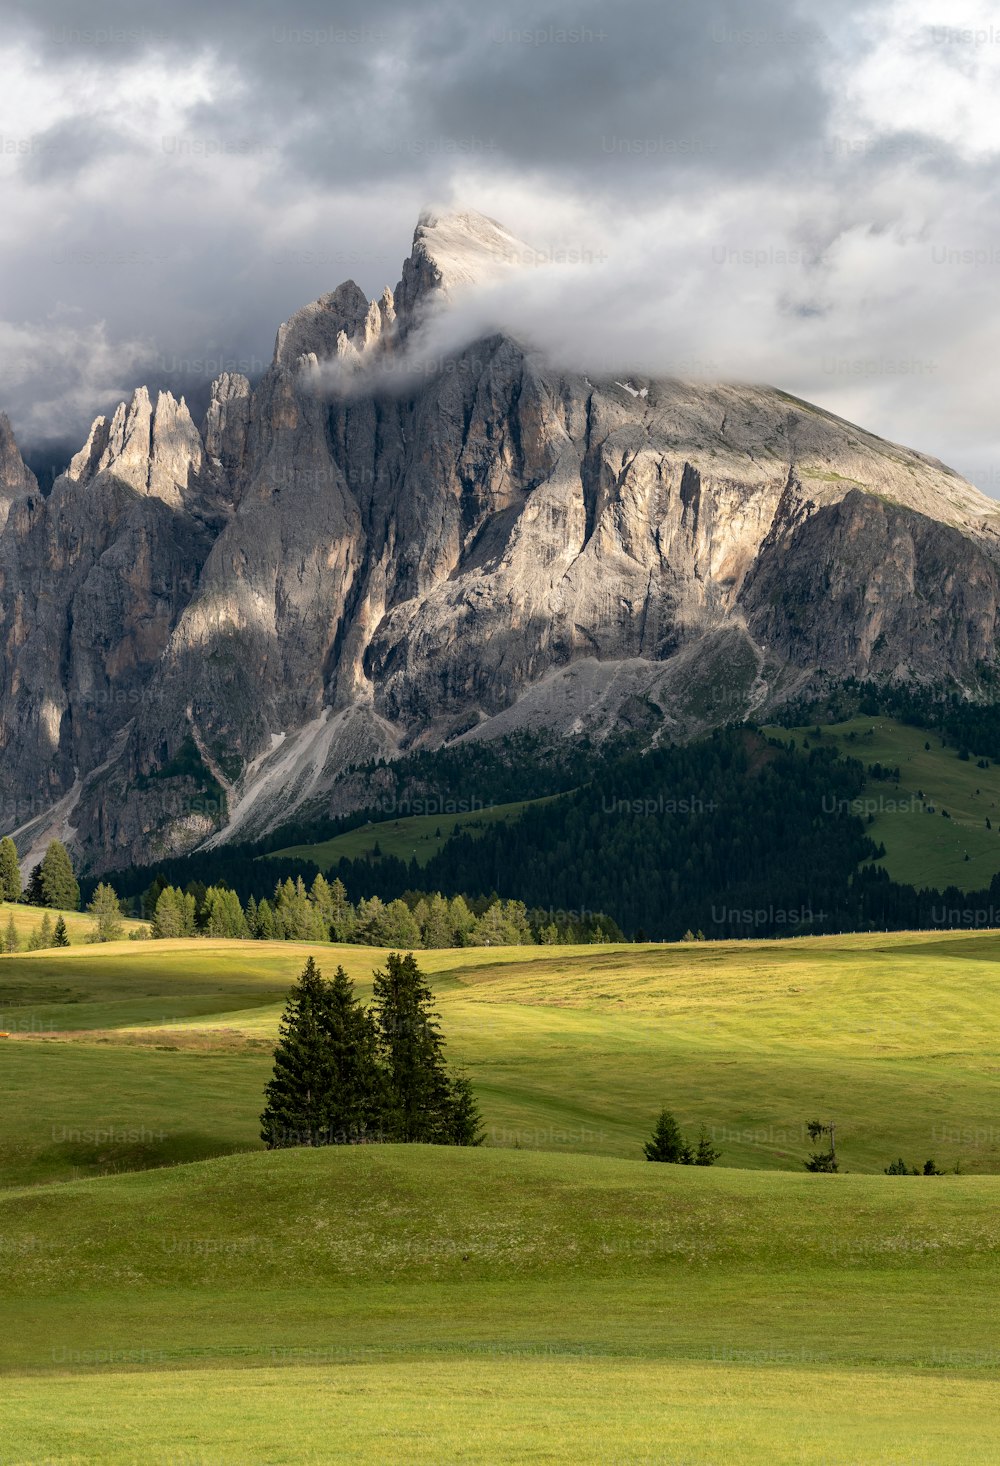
left=2, top=209, right=1000, bottom=874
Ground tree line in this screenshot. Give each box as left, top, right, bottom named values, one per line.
left=141, top=875, right=622, bottom=947
left=40, top=716, right=1000, bottom=946
left=0, top=837, right=124, bottom=948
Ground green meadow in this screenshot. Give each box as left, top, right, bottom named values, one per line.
left=767, top=714, right=1000, bottom=890
left=3, top=928, right=1000, bottom=1461
left=265, top=795, right=555, bottom=869
left=0, top=898, right=146, bottom=950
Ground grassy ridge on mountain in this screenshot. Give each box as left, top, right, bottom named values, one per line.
left=265, top=796, right=557, bottom=870
left=765, top=715, right=1000, bottom=890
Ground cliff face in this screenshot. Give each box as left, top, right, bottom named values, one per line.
left=3, top=210, right=1000, bottom=871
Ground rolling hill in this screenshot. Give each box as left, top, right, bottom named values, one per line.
left=6, top=929, right=1000, bottom=1461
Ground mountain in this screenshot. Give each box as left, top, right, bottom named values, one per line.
left=2, top=208, right=999, bottom=874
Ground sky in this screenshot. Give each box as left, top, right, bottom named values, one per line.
left=2, top=0, right=1000, bottom=490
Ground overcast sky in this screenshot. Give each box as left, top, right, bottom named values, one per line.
left=2, top=0, right=1000, bottom=489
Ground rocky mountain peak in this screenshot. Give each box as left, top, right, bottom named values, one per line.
left=64, top=386, right=204, bottom=507
left=2, top=210, right=1000, bottom=872
left=202, top=373, right=251, bottom=489
left=273, top=281, right=372, bottom=367
left=394, top=208, right=539, bottom=326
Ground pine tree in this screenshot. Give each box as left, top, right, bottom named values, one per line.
left=329, top=878, right=352, bottom=940
left=804, top=1119, right=838, bottom=1172
left=643, top=1109, right=691, bottom=1163
left=260, top=958, right=341, bottom=1147
left=441, top=1074, right=484, bottom=1145
left=52, top=915, right=69, bottom=947
left=38, top=841, right=79, bottom=910
left=804, top=1150, right=839, bottom=1173
left=473, top=899, right=531, bottom=947
left=0, top=837, right=21, bottom=901
left=87, top=883, right=124, bottom=943
left=202, top=886, right=248, bottom=938
left=256, top=898, right=277, bottom=941
left=24, top=864, right=44, bottom=906
left=371, top=951, right=482, bottom=1144
left=320, top=965, right=385, bottom=1142
left=448, top=894, right=477, bottom=946
left=418, top=892, right=453, bottom=949
left=141, top=875, right=168, bottom=920
left=27, top=912, right=55, bottom=950
left=354, top=895, right=387, bottom=945
left=380, top=898, right=422, bottom=948
left=273, top=876, right=320, bottom=941
left=309, top=874, right=334, bottom=931
left=152, top=887, right=196, bottom=939
left=4, top=914, right=18, bottom=954
left=185, top=882, right=208, bottom=927
left=692, top=1125, right=721, bottom=1166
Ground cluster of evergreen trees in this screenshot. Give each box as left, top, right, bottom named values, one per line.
left=323, top=731, right=887, bottom=939
left=0, top=837, right=123, bottom=949
left=0, top=911, right=71, bottom=953
left=643, top=1109, right=720, bottom=1166
left=0, top=836, right=80, bottom=911
left=0, top=833, right=137, bottom=947
left=261, top=954, right=481, bottom=1147
left=144, top=874, right=621, bottom=947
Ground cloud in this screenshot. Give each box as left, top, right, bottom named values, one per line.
left=1, top=0, right=1000, bottom=490
left=0, top=313, right=151, bottom=442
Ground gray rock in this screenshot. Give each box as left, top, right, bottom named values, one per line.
left=0, top=413, right=37, bottom=531
left=2, top=209, right=999, bottom=869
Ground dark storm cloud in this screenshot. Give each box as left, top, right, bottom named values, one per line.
left=2, top=0, right=1000, bottom=492
left=6, top=0, right=859, bottom=186
left=19, top=114, right=140, bottom=182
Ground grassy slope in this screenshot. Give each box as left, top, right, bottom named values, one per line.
left=766, top=714, right=1000, bottom=891
left=0, top=900, right=146, bottom=948
left=6, top=931, right=1000, bottom=1461
left=265, top=795, right=556, bottom=869
left=4, top=1146, right=1000, bottom=1462
left=272, top=716, right=1000, bottom=894
left=4, top=931, right=1000, bottom=1186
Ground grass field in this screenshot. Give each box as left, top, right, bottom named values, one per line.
left=3, top=930, right=1000, bottom=1185
left=265, top=795, right=555, bottom=869
left=766, top=715, right=1000, bottom=890
left=4, top=1146, right=1000, bottom=1462
left=0, top=900, right=147, bottom=949
left=4, top=928, right=1000, bottom=1461
left=9, top=1358, right=1000, bottom=1466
